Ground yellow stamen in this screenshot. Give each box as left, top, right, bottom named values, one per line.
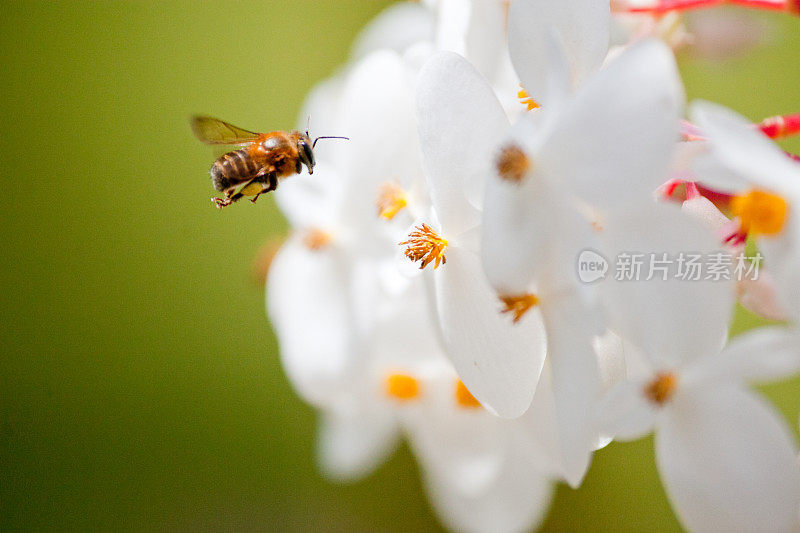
left=643, top=372, right=678, bottom=405
left=730, top=189, right=789, bottom=236
left=496, top=144, right=531, bottom=184
left=518, top=87, right=540, bottom=111
left=400, top=223, right=448, bottom=269
left=455, top=379, right=482, bottom=409
left=376, top=181, right=408, bottom=220
left=302, top=228, right=331, bottom=251
left=499, top=293, right=539, bottom=323
left=385, top=373, right=420, bottom=401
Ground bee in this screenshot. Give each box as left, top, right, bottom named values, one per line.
left=190, top=116, right=348, bottom=209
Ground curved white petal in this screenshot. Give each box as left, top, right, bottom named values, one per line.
left=600, top=204, right=736, bottom=369
left=421, top=450, right=553, bottom=533
left=656, top=385, right=800, bottom=533
left=274, top=161, right=344, bottom=230
left=597, top=379, right=658, bottom=441
left=541, top=39, right=683, bottom=211
left=335, top=50, right=421, bottom=228
left=408, top=401, right=554, bottom=533
left=417, top=52, right=510, bottom=236
left=317, top=405, right=400, bottom=481
left=435, top=246, right=547, bottom=418
left=593, top=330, right=628, bottom=392
left=691, top=100, right=800, bottom=198
left=685, top=326, right=800, bottom=386
left=482, top=166, right=561, bottom=293
left=737, top=271, right=789, bottom=321
left=508, top=0, right=610, bottom=105
left=759, top=215, right=800, bottom=320
left=464, top=0, right=509, bottom=84
left=405, top=408, right=508, bottom=498
left=266, top=238, right=358, bottom=406
left=540, top=293, right=603, bottom=487
left=351, top=2, right=435, bottom=60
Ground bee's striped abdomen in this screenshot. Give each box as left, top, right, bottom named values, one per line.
left=210, top=149, right=260, bottom=191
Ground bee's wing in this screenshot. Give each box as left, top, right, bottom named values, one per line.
left=191, top=116, right=261, bottom=145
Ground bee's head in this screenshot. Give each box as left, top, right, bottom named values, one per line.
left=296, top=132, right=315, bottom=175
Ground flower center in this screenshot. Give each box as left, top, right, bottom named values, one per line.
left=400, top=223, right=448, bottom=269
left=730, top=189, right=789, bottom=236
left=455, top=379, right=482, bottom=409
left=385, top=373, right=420, bottom=401
left=499, top=293, right=539, bottom=323
left=517, top=86, right=540, bottom=111
left=643, top=372, right=678, bottom=405
left=302, top=228, right=332, bottom=250
left=496, top=143, right=531, bottom=184
left=376, top=181, right=408, bottom=220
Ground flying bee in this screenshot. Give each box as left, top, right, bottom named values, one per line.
left=190, top=115, right=348, bottom=209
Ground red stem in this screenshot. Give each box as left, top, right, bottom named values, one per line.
left=621, top=0, right=792, bottom=15
left=758, top=113, right=800, bottom=139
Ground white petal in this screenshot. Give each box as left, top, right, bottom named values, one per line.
left=656, top=385, right=800, bottom=533
left=681, top=195, right=731, bottom=233
left=596, top=379, right=658, bottom=441
left=508, top=0, right=610, bottom=105
left=266, top=238, right=358, bottom=406
left=593, top=330, right=628, bottom=393
left=351, top=2, right=434, bottom=60
left=685, top=326, right=800, bottom=386
left=421, top=451, right=553, bottom=533
left=600, top=204, right=736, bottom=369
left=405, top=408, right=508, bottom=498
left=737, top=271, right=789, bottom=321
left=334, top=50, right=421, bottom=227
left=691, top=100, right=800, bottom=198
left=540, top=293, right=603, bottom=487
left=274, top=161, right=344, bottom=230
left=435, top=246, right=547, bottom=418
left=317, top=405, right=400, bottom=481
left=542, top=39, right=684, bottom=211
left=463, top=0, right=509, bottom=83
left=481, top=166, right=561, bottom=293
left=759, top=215, right=800, bottom=320
left=417, top=51, right=510, bottom=236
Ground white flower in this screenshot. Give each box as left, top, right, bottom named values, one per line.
left=690, top=101, right=800, bottom=321
left=268, top=49, right=421, bottom=406
left=316, top=277, right=555, bottom=533
left=480, top=38, right=682, bottom=483
left=598, top=205, right=800, bottom=532
left=412, top=51, right=548, bottom=420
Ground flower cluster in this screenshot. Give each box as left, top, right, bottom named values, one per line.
left=265, top=1, right=800, bottom=531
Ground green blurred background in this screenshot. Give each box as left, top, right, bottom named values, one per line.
left=1, top=1, right=799, bottom=530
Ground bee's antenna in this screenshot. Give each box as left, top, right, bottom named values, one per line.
left=312, top=136, right=350, bottom=149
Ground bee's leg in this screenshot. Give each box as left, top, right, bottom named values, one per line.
left=249, top=173, right=278, bottom=204
left=212, top=183, right=251, bottom=209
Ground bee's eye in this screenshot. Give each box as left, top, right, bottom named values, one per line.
left=300, top=141, right=315, bottom=169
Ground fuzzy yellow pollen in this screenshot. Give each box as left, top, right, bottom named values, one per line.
left=376, top=181, right=408, bottom=220
left=517, top=87, right=540, bottom=111
left=499, top=293, right=539, bottom=323
left=644, top=372, right=678, bottom=405
left=496, top=144, right=531, bottom=184
left=400, top=223, right=448, bottom=269
left=302, top=228, right=331, bottom=251
left=730, top=189, right=789, bottom=236
left=385, top=373, right=420, bottom=401
left=455, top=379, right=482, bottom=409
